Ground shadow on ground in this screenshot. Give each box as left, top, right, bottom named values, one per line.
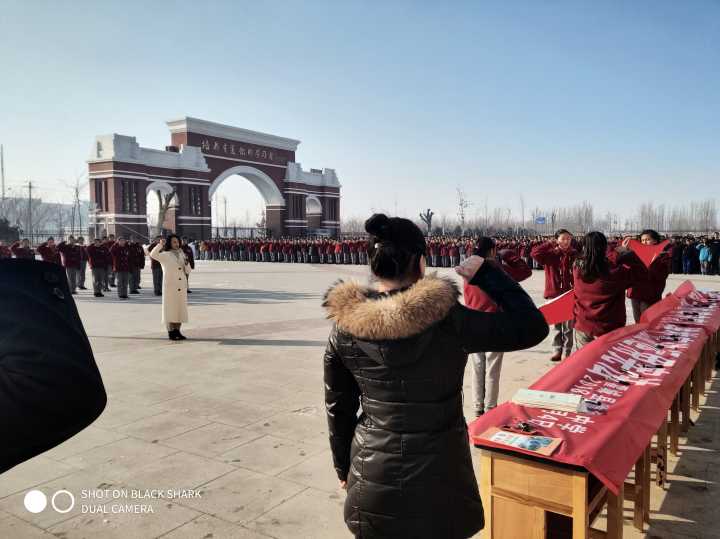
left=88, top=335, right=328, bottom=347
left=643, top=374, right=719, bottom=539
left=76, top=287, right=320, bottom=305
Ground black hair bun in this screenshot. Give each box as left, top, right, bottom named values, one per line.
left=365, top=213, right=391, bottom=238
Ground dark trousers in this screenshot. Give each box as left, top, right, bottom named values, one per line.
left=66, top=267, right=79, bottom=293
left=92, top=267, right=107, bottom=294
left=152, top=266, right=163, bottom=295
left=116, top=271, right=129, bottom=297
left=130, top=268, right=141, bottom=293
left=79, top=261, right=87, bottom=288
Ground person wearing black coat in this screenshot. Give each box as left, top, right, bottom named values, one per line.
left=0, top=258, right=107, bottom=474
left=322, top=214, right=549, bottom=539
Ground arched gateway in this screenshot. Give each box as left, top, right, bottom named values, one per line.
left=87, top=117, right=340, bottom=239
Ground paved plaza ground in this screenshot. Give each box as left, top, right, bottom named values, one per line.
left=1, top=261, right=719, bottom=538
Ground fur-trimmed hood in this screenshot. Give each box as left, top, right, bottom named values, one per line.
left=322, top=274, right=460, bottom=341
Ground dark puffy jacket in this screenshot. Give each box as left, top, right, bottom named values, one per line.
left=0, top=259, right=106, bottom=473
left=322, top=263, right=549, bottom=539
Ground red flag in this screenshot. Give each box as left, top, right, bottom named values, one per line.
left=627, top=239, right=670, bottom=268
left=539, top=289, right=575, bottom=325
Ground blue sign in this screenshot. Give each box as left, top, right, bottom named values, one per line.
left=535, top=216, right=546, bottom=225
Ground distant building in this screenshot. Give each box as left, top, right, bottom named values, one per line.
left=88, top=117, right=341, bottom=238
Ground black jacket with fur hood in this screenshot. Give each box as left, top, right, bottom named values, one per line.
left=323, top=261, right=548, bottom=539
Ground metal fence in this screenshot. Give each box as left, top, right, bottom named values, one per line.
left=19, top=229, right=88, bottom=246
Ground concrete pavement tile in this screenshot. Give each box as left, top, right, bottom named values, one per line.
left=116, top=411, right=211, bottom=442
left=0, top=456, right=79, bottom=498
left=47, top=499, right=201, bottom=539
left=0, top=511, right=57, bottom=538
left=160, top=514, right=271, bottom=539
left=91, top=397, right=169, bottom=430
left=154, top=393, right=241, bottom=419
left=61, top=437, right=180, bottom=478
left=244, top=409, right=328, bottom=447
left=248, top=487, right=347, bottom=539
left=115, top=383, right=196, bottom=407
left=122, top=452, right=237, bottom=491
left=0, top=469, right=128, bottom=529
left=42, top=427, right=128, bottom=462
left=161, top=422, right=265, bottom=457
left=219, top=435, right=324, bottom=476
left=206, top=401, right=280, bottom=428
left=276, top=449, right=343, bottom=493
left=172, top=467, right=305, bottom=524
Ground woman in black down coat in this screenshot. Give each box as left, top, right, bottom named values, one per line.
left=323, top=214, right=549, bottom=539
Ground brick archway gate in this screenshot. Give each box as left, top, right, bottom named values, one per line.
left=87, top=117, right=340, bottom=239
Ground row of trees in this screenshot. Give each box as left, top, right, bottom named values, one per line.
left=341, top=199, right=719, bottom=237
left=0, top=196, right=89, bottom=236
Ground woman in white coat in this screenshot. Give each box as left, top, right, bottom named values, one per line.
left=148, top=234, right=192, bottom=341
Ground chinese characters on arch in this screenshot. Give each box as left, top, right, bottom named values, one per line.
left=199, top=138, right=281, bottom=164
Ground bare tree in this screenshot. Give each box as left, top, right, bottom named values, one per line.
left=154, top=189, right=176, bottom=237
left=419, top=208, right=434, bottom=235
left=255, top=207, right=266, bottom=230
left=340, top=217, right=365, bottom=234
left=456, top=188, right=470, bottom=230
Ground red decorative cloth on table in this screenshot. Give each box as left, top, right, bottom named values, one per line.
left=469, top=282, right=718, bottom=495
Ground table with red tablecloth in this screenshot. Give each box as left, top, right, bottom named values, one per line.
left=469, top=281, right=720, bottom=538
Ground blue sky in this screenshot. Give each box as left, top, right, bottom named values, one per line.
left=1, top=0, right=718, bottom=223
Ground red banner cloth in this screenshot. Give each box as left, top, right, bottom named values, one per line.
left=627, top=239, right=671, bottom=268
left=539, top=289, right=575, bottom=325
left=469, top=286, right=717, bottom=494
left=642, top=281, right=720, bottom=336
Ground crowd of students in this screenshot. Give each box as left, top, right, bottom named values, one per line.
left=0, top=234, right=195, bottom=300
left=183, top=233, right=720, bottom=275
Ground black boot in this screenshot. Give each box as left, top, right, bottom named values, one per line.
left=168, top=330, right=180, bottom=341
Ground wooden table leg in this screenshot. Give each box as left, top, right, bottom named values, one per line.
left=643, top=445, right=651, bottom=524
left=681, top=378, right=691, bottom=434
left=607, top=482, right=625, bottom=539
left=480, top=451, right=492, bottom=539
left=656, top=419, right=667, bottom=488
left=633, top=451, right=645, bottom=531
left=670, top=393, right=680, bottom=456
left=692, top=362, right=701, bottom=411
left=706, top=343, right=714, bottom=382
left=572, top=473, right=589, bottom=539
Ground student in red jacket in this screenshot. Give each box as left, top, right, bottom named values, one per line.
left=57, top=237, right=83, bottom=294
left=463, top=237, right=533, bottom=416
left=573, top=232, right=647, bottom=349
left=10, top=239, right=35, bottom=259
left=627, top=229, right=671, bottom=323
left=109, top=236, right=132, bottom=299
left=37, top=237, right=61, bottom=265
left=86, top=237, right=109, bottom=297
left=531, top=229, right=578, bottom=361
